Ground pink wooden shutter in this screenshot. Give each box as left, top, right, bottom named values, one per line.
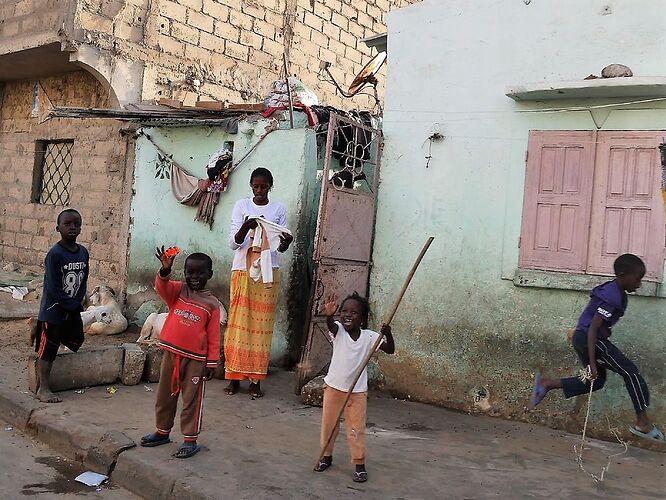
left=519, top=131, right=595, bottom=272
left=587, top=132, right=665, bottom=281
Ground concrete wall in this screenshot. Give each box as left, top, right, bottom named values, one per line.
left=0, top=71, right=133, bottom=293
left=371, top=0, right=666, bottom=439
left=73, top=0, right=419, bottom=108
left=127, top=119, right=319, bottom=364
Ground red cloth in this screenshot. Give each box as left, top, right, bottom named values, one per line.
left=262, top=104, right=318, bottom=126
left=155, top=273, right=221, bottom=368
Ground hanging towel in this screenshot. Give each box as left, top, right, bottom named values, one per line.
left=170, top=161, right=200, bottom=204
left=245, top=217, right=291, bottom=288
left=169, top=161, right=221, bottom=228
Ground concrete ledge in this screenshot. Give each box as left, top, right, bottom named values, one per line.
left=113, top=451, right=177, bottom=499
left=85, top=431, right=136, bottom=474
left=513, top=268, right=661, bottom=297
left=0, top=386, right=42, bottom=431
left=28, top=411, right=101, bottom=463
left=28, top=346, right=124, bottom=393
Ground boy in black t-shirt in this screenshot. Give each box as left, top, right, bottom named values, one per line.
left=31, top=209, right=89, bottom=403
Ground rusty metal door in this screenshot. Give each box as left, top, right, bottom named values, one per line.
left=296, top=113, right=382, bottom=391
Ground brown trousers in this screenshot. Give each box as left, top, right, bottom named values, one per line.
left=320, top=386, right=367, bottom=464
left=155, top=351, right=207, bottom=441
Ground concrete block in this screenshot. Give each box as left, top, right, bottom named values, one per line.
left=27, top=346, right=123, bottom=393
left=142, top=345, right=164, bottom=383
left=121, top=343, right=146, bottom=386
left=300, top=375, right=325, bottom=407
left=85, top=431, right=136, bottom=474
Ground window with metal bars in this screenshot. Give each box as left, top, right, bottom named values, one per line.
left=31, top=140, right=74, bottom=205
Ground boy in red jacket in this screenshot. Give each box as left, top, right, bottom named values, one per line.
left=140, top=246, right=221, bottom=458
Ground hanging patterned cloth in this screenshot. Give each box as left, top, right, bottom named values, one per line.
left=169, top=150, right=233, bottom=228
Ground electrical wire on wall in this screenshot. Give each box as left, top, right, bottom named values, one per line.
left=423, top=132, right=444, bottom=168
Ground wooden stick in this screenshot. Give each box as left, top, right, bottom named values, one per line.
left=283, top=53, right=295, bottom=129
left=315, top=236, right=434, bottom=466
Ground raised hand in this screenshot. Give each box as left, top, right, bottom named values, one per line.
left=322, top=294, right=339, bottom=317
left=155, top=245, right=176, bottom=273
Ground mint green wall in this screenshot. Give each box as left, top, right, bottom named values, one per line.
left=372, top=0, right=666, bottom=440
left=128, top=120, right=318, bottom=363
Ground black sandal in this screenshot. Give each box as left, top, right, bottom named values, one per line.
left=314, top=456, right=332, bottom=472
left=249, top=382, right=264, bottom=398
left=173, top=442, right=201, bottom=459
left=353, top=471, right=368, bottom=483
left=224, top=381, right=239, bottom=395
left=140, top=432, right=171, bottom=447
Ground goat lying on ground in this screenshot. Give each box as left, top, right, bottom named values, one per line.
left=81, top=306, right=113, bottom=329
left=85, top=285, right=128, bottom=335
left=137, top=305, right=228, bottom=345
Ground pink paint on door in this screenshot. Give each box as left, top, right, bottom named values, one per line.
left=519, top=131, right=595, bottom=272
left=587, top=132, right=665, bottom=281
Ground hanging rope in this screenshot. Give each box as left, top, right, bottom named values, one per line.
left=573, top=365, right=628, bottom=482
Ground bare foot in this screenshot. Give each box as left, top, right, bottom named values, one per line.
left=37, top=389, right=62, bottom=403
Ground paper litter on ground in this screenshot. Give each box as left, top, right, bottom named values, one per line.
left=0, top=286, right=29, bottom=300
left=75, top=471, right=108, bottom=487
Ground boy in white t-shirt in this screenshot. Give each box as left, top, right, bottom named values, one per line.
left=314, top=293, right=394, bottom=483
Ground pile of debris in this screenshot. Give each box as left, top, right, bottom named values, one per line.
left=0, top=262, right=43, bottom=319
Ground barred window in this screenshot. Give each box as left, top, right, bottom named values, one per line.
left=31, top=140, right=74, bottom=205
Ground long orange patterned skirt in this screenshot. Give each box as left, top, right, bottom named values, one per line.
left=224, top=270, right=280, bottom=382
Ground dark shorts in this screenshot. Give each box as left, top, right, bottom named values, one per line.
left=34, top=314, right=84, bottom=362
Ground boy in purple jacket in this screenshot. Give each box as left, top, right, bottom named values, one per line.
left=531, top=254, right=664, bottom=443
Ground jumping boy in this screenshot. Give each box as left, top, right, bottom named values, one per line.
left=532, top=253, right=664, bottom=443
left=140, top=247, right=221, bottom=458
left=32, top=209, right=89, bottom=403
left=314, top=293, right=395, bottom=482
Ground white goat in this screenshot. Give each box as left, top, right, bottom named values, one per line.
left=81, top=306, right=113, bottom=330
left=86, top=285, right=128, bottom=335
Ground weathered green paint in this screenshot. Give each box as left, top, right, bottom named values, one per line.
left=127, top=119, right=319, bottom=363
left=371, top=0, right=666, bottom=443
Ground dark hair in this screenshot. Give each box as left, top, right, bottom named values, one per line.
left=341, top=292, right=370, bottom=329
left=250, top=167, right=274, bottom=186
left=57, top=208, right=81, bottom=225
left=613, top=254, right=645, bottom=276
left=185, top=252, right=213, bottom=271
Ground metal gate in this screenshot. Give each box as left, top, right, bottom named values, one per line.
left=296, top=113, right=383, bottom=391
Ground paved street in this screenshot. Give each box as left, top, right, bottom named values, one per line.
left=0, top=419, right=136, bottom=499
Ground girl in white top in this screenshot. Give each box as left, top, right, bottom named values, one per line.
left=223, top=167, right=293, bottom=398
left=315, top=293, right=395, bottom=483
